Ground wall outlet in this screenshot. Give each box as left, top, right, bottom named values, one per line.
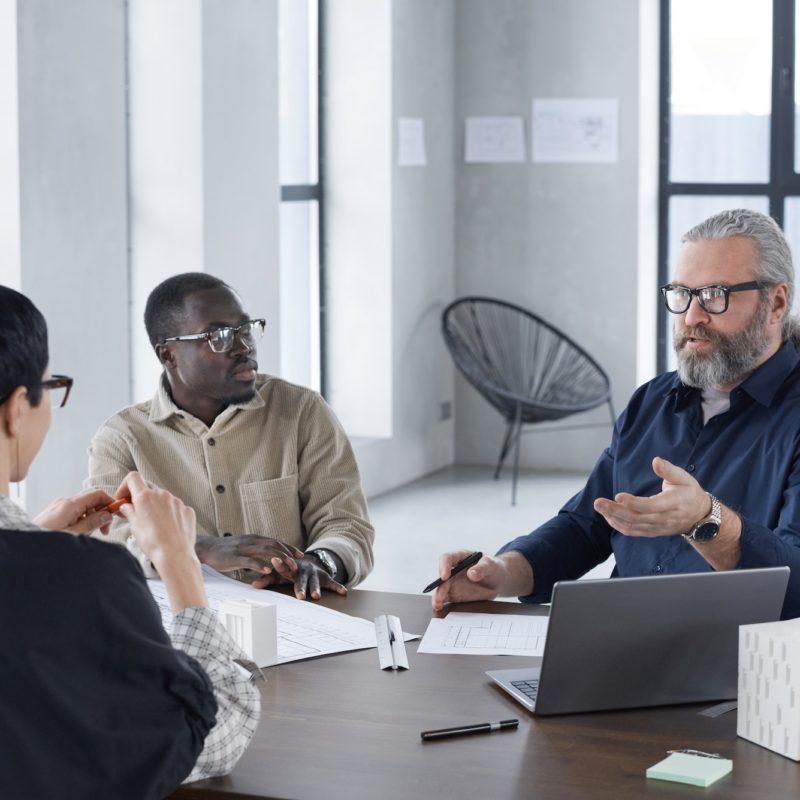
left=439, top=401, right=452, bottom=421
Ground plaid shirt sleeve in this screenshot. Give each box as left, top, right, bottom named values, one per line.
left=169, top=607, right=261, bottom=783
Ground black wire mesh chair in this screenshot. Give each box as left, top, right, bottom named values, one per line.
left=442, top=297, right=615, bottom=504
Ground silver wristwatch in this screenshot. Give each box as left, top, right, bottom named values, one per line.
left=683, top=493, right=722, bottom=543
left=309, top=549, right=337, bottom=579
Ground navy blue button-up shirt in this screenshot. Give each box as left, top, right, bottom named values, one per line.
left=500, top=340, right=800, bottom=619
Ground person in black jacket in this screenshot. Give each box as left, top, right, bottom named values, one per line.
left=0, top=285, right=259, bottom=799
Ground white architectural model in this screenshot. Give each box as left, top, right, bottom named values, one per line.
left=219, top=599, right=277, bottom=667
left=738, top=618, right=800, bottom=761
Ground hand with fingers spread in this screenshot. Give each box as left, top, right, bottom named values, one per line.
left=33, top=488, right=116, bottom=536
left=431, top=549, right=533, bottom=612
left=593, top=456, right=712, bottom=538
left=251, top=553, right=347, bottom=601
left=194, top=534, right=304, bottom=577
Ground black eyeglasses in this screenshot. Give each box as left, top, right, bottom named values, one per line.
left=161, top=318, right=266, bottom=354
left=660, top=281, right=770, bottom=315
left=42, top=374, right=73, bottom=408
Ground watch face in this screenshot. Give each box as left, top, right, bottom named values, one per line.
left=693, top=522, right=720, bottom=542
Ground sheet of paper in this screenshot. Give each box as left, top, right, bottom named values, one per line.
left=532, top=98, right=618, bottom=163
left=465, top=116, right=526, bottom=163
left=397, top=117, right=427, bottom=166
left=148, top=566, right=417, bottom=666
left=418, top=612, right=549, bottom=656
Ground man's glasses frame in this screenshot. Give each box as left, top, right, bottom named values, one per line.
left=42, top=374, right=73, bottom=408
left=161, top=318, right=266, bottom=354
left=660, top=281, right=771, bottom=315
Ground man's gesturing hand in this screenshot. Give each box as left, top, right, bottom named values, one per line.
left=593, top=456, right=712, bottom=538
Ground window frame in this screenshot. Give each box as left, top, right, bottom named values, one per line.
left=657, top=0, right=799, bottom=371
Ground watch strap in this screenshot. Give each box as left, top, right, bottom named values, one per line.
left=684, top=493, right=722, bottom=542
left=308, top=548, right=338, bottom=580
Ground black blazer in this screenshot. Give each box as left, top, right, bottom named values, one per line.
left=0, top=529, right=216, bottom=800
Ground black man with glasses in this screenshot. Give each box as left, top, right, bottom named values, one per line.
left=433, top=208, right=800, bottom=621
left=86, top=272, right=374, bottom=602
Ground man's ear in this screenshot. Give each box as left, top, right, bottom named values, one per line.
left=2, top=386, right=28, bottom=438
left=156, top=343, right=177, bottom=370
left=771, top=283, right=789, bottom=323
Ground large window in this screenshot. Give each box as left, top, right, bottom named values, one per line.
left=278, top=0, right=322, bottom=392
left=659, top=0, right=800, bottom=370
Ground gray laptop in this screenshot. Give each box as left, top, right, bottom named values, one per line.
left=486, top=567, right=789, bottom=716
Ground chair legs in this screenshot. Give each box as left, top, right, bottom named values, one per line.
left=511, top=404, right=523, bottom=506
left=495, top=410, right=523, bottom=505
left=493, top=399, right=615, bottom=505
left=494, top=422, right=516, bottom=480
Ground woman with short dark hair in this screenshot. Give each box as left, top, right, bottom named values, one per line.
left=0, top=286, right=259, bottom=800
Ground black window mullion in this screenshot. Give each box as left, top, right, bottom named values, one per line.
left=771, top=0, right=796, bottom=207
left=658, top=0, right=800, bottom=372
left=657, top=0, right=672, bottom=369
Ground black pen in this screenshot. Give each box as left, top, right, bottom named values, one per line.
left=421, top=719, right=519, bottom=741
left=422, top=551, right=483, bottom=593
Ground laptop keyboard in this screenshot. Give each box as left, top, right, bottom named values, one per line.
left=511, top=678, right=540, bottom=702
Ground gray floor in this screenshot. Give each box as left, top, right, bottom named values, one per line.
left=359, top=464, right=615, bottom=596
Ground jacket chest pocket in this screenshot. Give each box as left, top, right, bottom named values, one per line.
left=240, top=474, right=304, bottom=544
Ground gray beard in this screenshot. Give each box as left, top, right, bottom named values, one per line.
left=674, top=301, right=771, bottom=389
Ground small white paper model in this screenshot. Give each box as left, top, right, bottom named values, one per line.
left=738, top=618, right=800, bottom=760
left=219, top=600, right=278, bottom=667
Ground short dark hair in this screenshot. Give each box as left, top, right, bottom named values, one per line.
left=0, top=286, right=49, bottom=407
left=144, top=272, right=231, bottom=350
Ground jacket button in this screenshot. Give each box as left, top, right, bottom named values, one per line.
left=216, top=484, right=225, bottom=494
left=208, top=437, right=216, bottom=446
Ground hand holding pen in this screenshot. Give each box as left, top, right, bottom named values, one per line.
left=429, top=550, right=527, bottom=611
left=423, top=551, right=483, bottom=593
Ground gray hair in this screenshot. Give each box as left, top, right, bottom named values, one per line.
left=682, top=208, right=795, bottom=340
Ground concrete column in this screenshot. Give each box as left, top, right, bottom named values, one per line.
left=325, top=0, right=393, bottom=438
left=128, top=0, right=280, bottom=399
left=16, top=0, right=129, bottom=510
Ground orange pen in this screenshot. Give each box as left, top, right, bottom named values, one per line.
left=106, top=496, right=132, bottom=513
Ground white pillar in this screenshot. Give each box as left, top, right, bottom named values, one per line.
left=128, top=0, right=280, bottom=399
left=16, top=0, right=130, bottom=511
left=0, top=0, right=20, bottom=290
left=325, top=0, right=393, bottom=437
left=128, top=0, right=205, bottom=398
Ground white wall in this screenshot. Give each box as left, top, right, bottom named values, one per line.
left=16, top=0, right=130, bottom=511
left=7, top=0, right=654, bottom=510
left=129, top=0, right=280, bottom=399
left=0, top=0, right=20, bottom=290
left=203, top=0, right=281, bottom=375
left=453, top=0, right=642, bottom=471
left=326, top=0, right=457, bottom=497
left=325, top=0, right=394, bottom=439
left=10, top=0, right=281, bottom=513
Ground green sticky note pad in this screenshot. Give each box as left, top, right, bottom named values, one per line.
left=646, top=753, right=732, bottom=788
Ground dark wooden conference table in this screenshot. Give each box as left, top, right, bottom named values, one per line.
left=172, top=589, right=800, bottom=800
